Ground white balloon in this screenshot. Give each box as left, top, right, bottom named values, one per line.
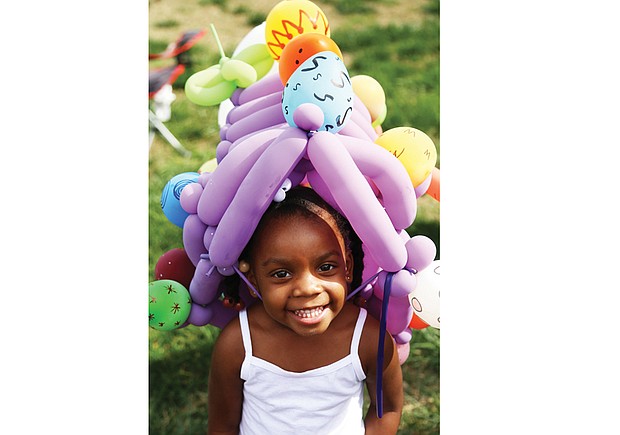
left=409, top=260, right=440, bottom=328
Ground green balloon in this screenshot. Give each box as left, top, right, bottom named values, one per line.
left=149, top=280, right=192, bottom=331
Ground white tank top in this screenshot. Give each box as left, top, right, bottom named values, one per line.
left=238, top=307, right=368, bottom=435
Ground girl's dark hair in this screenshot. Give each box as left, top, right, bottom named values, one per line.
left=219, top=186, right=364, bottom=306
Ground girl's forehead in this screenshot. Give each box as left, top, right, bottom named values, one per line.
left=255, top=212, right=346, bottom=254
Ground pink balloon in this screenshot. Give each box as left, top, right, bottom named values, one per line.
left=396, top=342, right=410, bottom=365
left=352, top=94, right=372, bottom=124
left=293, top=103, right=325, bottom=132
left=198, top=172, right=211, bottom=187
left=307, top=131, right=407, bottom=272
left=226, top=124, right=285, bottom=155
left=366, top=292, right=413, bottom=336
left=385, top=294, right=414, bottom=336
left=350, top=97, right=379, bottom=140
left=225, top=103, right=286, bottom=143
left=374, top=269, right=417, bottom=299
left=227, top=90, right=283, bottom=124
left=393, top=328, right=412, bottom=345
left=209, top=127, right=309, bottom=267
left=237, top=71, right=284, bottom=105
left=337, top=118, right=374, bottom=141
left=359, top=243, right=380, bottom=300
left=203, top=225, right=216, bottom=251
left=180, top=182, right=203, bottom=214
left=414, top=172, right=433, bottom=198
left=306, top=169, right=342, bottom=213
left=197, top=132, right=275, bottom=226
left=209, top=300, right=238, bottom=329
left=187, top=303, right=214, bottom=326
left=405, top=235, right=437, bottom=272
left=189, top=256, right=222, bottom=305
left=339, top=134, right=416, bottom=230
left=182, top=214, right=208, bottom=266
left=215, top=139, right=232, bottom=162
left=219, top=124, right=229, bottom=141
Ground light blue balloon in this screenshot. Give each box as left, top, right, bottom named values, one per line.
left=161, top=172, right=200, bottom=228
left=281, top=51, right=354, bottom=134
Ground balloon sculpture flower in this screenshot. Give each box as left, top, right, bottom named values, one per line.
left=151, top=0, right=440, bottom=367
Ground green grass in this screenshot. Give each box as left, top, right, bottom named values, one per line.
left=149, top=1, right=439, bottom=434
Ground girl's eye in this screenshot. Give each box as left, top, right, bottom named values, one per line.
left=318, top=263, right=336, bottom=272
left=272, top=270, right=290, bottom=279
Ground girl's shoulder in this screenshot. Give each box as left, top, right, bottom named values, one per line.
left=356, top=304, right=392, bottom=373
left=212, top=314, right=245, bottom=368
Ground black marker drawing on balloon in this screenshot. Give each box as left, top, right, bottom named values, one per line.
left=313, top=93, right=334, bottom=102
left=336, top=106, right=353, bottom=126
left=292, top=82, right=301, bottom=91
left=300, top=55, right=327, bottom=73
left=331, top=70, right=351, bottom=88
left=313, top=73, right=322, bottom=81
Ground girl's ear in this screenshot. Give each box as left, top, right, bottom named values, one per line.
left=345, top=250, right=354, bottom=282
left=240, top=260, right=260, bottom=298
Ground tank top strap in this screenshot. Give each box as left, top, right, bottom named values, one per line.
left=350, top=308, right=367, bottom=381
left=238, top=308, right=253, bottom=356
left=239, top=308, right=254, bottom=381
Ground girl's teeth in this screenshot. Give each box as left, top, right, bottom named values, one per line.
left=294, top=306, right=324, bottom=318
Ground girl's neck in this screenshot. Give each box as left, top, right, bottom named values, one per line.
left=247, top=303, right=360, bottom=372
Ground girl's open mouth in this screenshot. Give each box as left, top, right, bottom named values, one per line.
left=289, top=305, right=328, bottom=324
left=292, top=306, right=325, bottom=319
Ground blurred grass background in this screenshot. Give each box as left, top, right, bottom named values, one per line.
left=149, top=0, right=439, bottom=433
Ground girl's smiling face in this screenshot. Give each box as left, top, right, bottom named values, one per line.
left=247, top=213, right=353, bottom=337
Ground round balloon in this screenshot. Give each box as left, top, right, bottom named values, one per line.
left=409, top=260, right=440, bottom=328
left=265, top=0, right=330, bottom=61
left=281, top=43, right=353, bottom=134
left=408, top=313, right=429, bottom=330
left=278, top=33, right=342, bottom=85
left=198, top=158, right=218, bottom=174
left=351, top=75, right=387, bottom=127
left=374, top=127, right=437, bottom=188
left=154, top=248, right=196, bottom=289
left=149, top=280, right=192, bottom=331
left=161, top=172, right=200, bottom=228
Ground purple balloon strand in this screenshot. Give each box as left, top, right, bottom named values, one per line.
left=376, top=271, right=394, bottom=418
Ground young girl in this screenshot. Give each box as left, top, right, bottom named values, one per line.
left=207, top=186, right=403, bottom=434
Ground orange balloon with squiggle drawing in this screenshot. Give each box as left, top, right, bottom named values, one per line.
left=265, top=0, right=330, bottom=61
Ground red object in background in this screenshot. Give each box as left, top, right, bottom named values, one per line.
left=149, top=64, right=186, bottom=98
left=408, top=313, right=429, bottom=330
left=154, top=248, right=196, bottom=289
left=149, top=29, right=206, bottom=60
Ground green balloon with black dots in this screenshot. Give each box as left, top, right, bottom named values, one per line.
left=149, top=279, right=192, bottom=331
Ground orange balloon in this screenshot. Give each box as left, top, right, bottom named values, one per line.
left=278, top=33, right=343, bottom=85
left=426, top=167, right=440, bottom=202
left=409, top=313, right=429, bottom=330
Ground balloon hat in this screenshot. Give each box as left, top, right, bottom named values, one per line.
left=151, top=0, right=440, bottom=418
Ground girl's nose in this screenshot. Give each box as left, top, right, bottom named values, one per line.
left=292, top=272, right=322, bottom=297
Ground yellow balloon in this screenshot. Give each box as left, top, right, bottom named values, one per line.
left=265, top=0, right=330, bottom=61
left=198, top=158, right=218, bottom=174
left=351, top=75, right=387, bottom=127
left=375, top=127, right=437, bottom=188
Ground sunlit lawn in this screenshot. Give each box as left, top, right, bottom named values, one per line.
left=149, top=1, right=439, bottom=433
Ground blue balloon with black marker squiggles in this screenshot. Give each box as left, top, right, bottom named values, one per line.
left=281, top=50, right=354, bottom=134
left=161, top=172, right=199, bottom=228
